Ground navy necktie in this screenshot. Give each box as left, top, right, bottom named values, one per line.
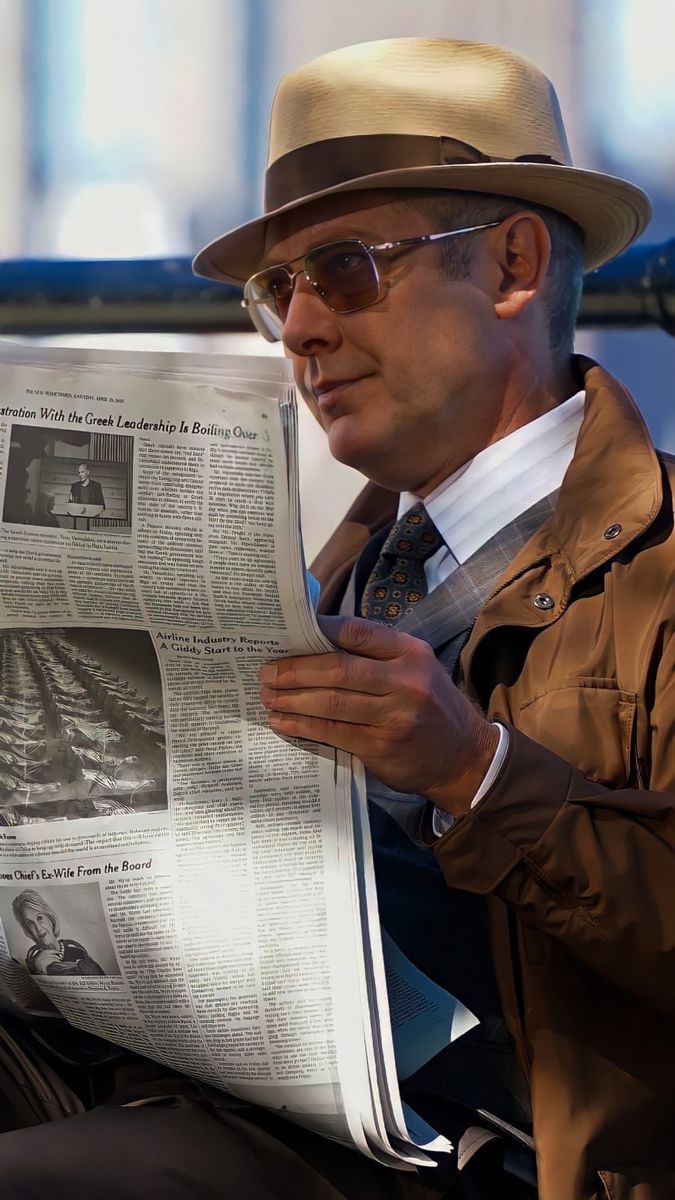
left=360, top=502, right=442, bottom=624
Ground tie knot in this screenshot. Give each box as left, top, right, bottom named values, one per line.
left=382, top=502, right=442, bottom=563
left=360, top=503, right=442, bottom=623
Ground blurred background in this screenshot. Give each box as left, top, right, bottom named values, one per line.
left=0, top=0, right=673, bottom=556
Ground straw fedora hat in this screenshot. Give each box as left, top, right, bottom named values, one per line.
left=193, top=37, right=651, bottom=284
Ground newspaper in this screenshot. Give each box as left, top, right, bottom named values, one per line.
left=0, top=343, right=476, bottom=1168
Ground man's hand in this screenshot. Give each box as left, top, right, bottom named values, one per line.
left=260, top=616, right=499, bottom=818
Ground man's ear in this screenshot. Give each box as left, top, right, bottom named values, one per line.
left=488, top=212, right=551, bottom=323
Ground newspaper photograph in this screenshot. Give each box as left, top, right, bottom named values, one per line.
left=0, top=627, right=166, bottom=825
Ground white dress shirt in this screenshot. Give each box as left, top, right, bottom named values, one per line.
left=397, top=391, right=586, bottom=832
left=399, top=390, right=585, bottom=588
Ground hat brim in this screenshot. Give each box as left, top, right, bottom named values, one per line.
left=192, top=161, right=651, bottom=285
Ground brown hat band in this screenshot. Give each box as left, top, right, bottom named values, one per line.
left=264, top=133, right=562, bottom=211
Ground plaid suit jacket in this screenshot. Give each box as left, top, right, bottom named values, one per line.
left=340, top=490, right=559, bottom=841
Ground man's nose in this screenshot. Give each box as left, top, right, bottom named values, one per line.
left=281, top=275, right=343, bottom=358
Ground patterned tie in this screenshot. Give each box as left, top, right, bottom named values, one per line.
left=360, top=502, right=442, bottom=624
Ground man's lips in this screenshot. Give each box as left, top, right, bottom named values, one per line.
left=311, top=375, right=371, bottom=407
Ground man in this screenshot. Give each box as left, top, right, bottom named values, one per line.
left=197, top=36, right=675, bottom=1198
left=0, top=36, right=673, bottom=1200
left=68, top=462, right=105, bottom=508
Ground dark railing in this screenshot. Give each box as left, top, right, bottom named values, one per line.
left=0, top=240, right=674, bottom=336
left=581, top=239, right=675, bottom=334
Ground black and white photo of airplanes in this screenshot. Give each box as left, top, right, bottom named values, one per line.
left=0, top=628, right=167, bottom=824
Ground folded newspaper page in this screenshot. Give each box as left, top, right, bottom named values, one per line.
left=0, top=343, right=474, bottom=1168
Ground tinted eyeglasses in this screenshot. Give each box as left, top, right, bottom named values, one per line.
left=242, top=221, right=501, bottom=342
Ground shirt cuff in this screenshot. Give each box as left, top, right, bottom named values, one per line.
left=432, top=722, right=510, bottom=837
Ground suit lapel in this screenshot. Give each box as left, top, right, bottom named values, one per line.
left=339, top=491, right=560, bottom=657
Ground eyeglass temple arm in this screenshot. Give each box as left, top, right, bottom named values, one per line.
left=371, top=221, right=501, bottom=252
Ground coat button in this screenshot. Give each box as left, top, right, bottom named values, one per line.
left=533, top=592, right=555, bottom=611
left=604, top=523, right=622, bottom=539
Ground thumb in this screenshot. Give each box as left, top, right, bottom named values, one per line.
left=317, top=614, right=406, bottom=660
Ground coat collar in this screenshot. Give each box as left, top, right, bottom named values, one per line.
left=312, top=357, right=663, bottom=616
left=514, top=356, right=662, bottom=586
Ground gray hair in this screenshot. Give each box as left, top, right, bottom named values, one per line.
left=397, top=190, right=585, bottom=361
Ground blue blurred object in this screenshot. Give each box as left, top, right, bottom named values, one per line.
left=582, top=239, right=675, bottom=333
left=0, top=258, right=241, bottom=333
left=0, top=243, right=673, bottom=335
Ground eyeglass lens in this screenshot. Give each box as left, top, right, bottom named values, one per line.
left=254, top=241, right=381, bottom=322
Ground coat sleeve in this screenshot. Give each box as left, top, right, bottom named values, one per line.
left=432, top=630, right=675, bottom=1019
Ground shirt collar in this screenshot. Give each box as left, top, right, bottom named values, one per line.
left=398, top=391, right=585, bottom=564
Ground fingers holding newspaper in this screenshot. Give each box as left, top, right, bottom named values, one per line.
left=260, top=615, right=499, bottom=818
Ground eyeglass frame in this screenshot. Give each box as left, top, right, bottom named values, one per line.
left=241, top=221, right=502, bottom=341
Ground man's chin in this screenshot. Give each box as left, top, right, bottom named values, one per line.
left=328, top=423, right=379, bottom=474
left=327, top=427, right=407, bottom=491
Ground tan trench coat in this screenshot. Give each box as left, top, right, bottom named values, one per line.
left=313, top=359, right=675, bottom=1200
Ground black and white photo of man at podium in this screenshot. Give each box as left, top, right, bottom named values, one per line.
left=68, top=463, right=106, bottom=510
left=2, top=423, right=132, bottom=533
